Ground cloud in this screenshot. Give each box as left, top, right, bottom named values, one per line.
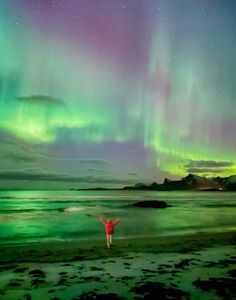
left=17, top=95, right=64, bottom=105
left=0, top=130, right=30, bottom=147
left=77, top=159, right=109, bottom=166
left=186, top=160, right=233, bottom=168
left=186, top=168, right=225, bottom=174
left=0, top=168, right=134, bottom=184
left=2, top=150, right=37, bottom=163
left=86, top=168, right=107, bottom=173
left=0, top=168, right=65, bottom=181
left=127, top=172, right=138, bottom=176
left=185, top=160, right=234, bottom=174
left=0, top=146, right=32, bottom=163
left=0, top=132, right=46, bottom=162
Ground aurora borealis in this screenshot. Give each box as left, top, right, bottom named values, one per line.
left=0, top=0, right=236, bottom=189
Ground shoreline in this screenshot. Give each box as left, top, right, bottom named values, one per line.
left=1, top=230, right=235, bottom=263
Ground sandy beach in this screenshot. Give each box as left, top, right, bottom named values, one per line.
left=0, top=231, right=235, bottom=299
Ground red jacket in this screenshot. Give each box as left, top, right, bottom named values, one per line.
left=100, top=217, right=120, bottom=234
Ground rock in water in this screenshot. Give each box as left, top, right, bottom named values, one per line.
left=131, top=200, right=168, bottom=208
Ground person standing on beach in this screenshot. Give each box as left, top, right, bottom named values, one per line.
left=99, top=216, right=120, bottom=248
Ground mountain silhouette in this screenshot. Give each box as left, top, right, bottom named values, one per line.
left=123, top=174, right=236, bottom=191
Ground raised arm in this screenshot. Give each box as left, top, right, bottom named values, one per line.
left=99, top=216, right=106, bottom=225
left=112, top=218, right=120, bottom=226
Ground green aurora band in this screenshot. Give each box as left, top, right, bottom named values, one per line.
left=0, top=1, right=236, bottom=187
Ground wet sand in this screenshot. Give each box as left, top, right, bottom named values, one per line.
left=0, top=231, right=236, bottom=299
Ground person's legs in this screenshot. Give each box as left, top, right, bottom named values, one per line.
left=109, top=234, right=112, bottom=246
left=106, top=234, right=110, bottom=248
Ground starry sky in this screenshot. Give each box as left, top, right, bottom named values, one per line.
left=0, top=0, right=236, bottom=189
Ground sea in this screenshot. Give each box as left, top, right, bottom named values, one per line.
left=0, top=190, right=236, bottom=244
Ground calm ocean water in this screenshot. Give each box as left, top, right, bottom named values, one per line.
left=0, top=190, right=236, bottom=244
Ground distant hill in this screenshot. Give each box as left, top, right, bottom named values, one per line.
left=122, top=174, right=236, bottom=191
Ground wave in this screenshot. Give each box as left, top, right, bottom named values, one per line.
left=0, top=205, right=100, bottom=214
left=0, top=208, right=58, bottom=213
left=198, top=203, right=236, bottom=208
left=62, top=206, right=84, bottom=212
left=0, top=195, right=138, bottom=200
left=0, top=207, right=85, bottom=214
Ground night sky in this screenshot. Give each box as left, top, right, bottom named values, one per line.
left=0, top=0, right=236, bottom=189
